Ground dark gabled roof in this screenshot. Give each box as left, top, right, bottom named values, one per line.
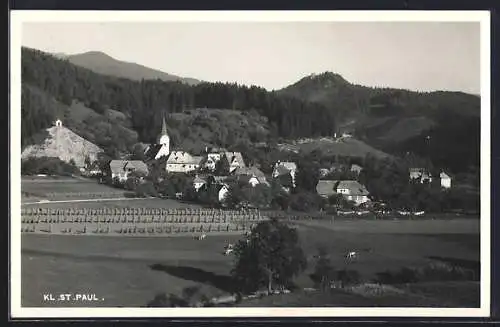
left=316, top=180, right=338, bottom=196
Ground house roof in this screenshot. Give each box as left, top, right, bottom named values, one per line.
left=275, top=161, right=297, bottom=171
left=316, top=180, right=338, bottom=196
left=350, top=164, right=363, bottom=172
left=224, top=152, right=246, bottom=167
left=336, top=180, right=370, bottom=196
left=110, top=160, right=148, bottom=174
left=144, top=144, right=163, bottom=159
left=440, top=172, right=451, bottom=179
left=233, top=166, right=266, bottom=178
left=192, top=156, right=204, bottom=165
left=193, top=175, right=206, bottom=184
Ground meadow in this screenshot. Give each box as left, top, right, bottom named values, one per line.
left=21, top=176, right=127, bottom=202
left=20, top=218, right=480, bottom=308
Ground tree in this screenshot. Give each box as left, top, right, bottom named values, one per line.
left=310, top=246, right=336, bottom=291
left=289, top=191, right=324, bottom=212
left=231, top=219, right=307, bottom=295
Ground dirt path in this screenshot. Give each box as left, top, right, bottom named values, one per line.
left=22, top=197, right=156, bottom=206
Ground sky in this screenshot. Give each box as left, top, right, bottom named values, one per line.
left=21, top=21, right=480, bottom=94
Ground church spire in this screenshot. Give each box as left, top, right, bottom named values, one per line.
left=161, top=113, right=167, bottom=136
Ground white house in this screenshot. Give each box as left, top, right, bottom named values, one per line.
left=440, top=172, right=452, bottom=189
left=166, top=151, right=202, bottom=173
left=192, top=175, right=207, bottom=191
left=409, top=168, right=433, bottom=184
left=217, top=184, right=230, bottom=204
left=316, top=180, right=370, bottom=206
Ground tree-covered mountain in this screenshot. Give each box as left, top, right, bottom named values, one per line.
left=59, top=51, right=202, bottom=85
left=21, top=47, right=480, bottom=173
left=21, top=47, right=338, bottom=154
left=278, top=72, right=481, bottom=173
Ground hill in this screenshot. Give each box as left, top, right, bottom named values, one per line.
left=278, top=72, right=481, bottom=173
left=21, top=124, right=104, bottom=167
left=277, top=136, right=390, bottom=159
left=21, top=47, right=338, bottom=149
left=21, top=47, right=480, bottom=173
left=61, top=51, right=201, bottom=85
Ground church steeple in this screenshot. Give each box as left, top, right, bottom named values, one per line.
left=157, top=111, right=170, bottom=151
left=161, top=114, right=167, bottom=136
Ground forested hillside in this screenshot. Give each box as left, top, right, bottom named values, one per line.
left=278, top=72, right=481, bottom=173
left=21, top=48, right=481, bottom=173
left=21, top=47, right=336, bottom=149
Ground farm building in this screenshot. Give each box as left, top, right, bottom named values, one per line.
left=440, top=172, right=452, bottom=189
left=409, top=168, right=433, bottom=184
left=110, top=160, right=149, bottom=182
left=316, top=180, right=371, bottom=206
left=166, top=151, right=203, bottom=173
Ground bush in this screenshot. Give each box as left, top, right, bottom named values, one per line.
left=21, top=156, right=80, bottom=176
left=336, top=269, right=361, bottom=288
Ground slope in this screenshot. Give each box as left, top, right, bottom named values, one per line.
left=64, top=51, right=201, bottom=85
left=278, top=72, right=481, bottom=172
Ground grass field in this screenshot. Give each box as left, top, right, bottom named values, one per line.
left=21, top=176, right=127, bottom=202
left=21, top=176, right=202, bottom=209
left=21, top=218, right=480, bottom=307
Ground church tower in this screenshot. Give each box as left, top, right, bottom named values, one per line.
left=156, top=113, right=170, bottom=158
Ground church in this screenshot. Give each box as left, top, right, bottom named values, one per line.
left=143, top=115, right=204, bottom=173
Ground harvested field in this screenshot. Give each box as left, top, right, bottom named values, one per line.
left=21, top=218, right=480, bottom=307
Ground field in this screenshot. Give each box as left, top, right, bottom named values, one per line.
left=21, top=176, right=202, bottom=209
left=21, top=176, right=127, bottom=202
left=21, top=218, right=480, bottom=307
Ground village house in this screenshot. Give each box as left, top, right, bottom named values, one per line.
left=216, top=183, right=230, bottom=204
left=350, top=164, right=363, bottom=176
left=440, top=171, right=452, bottom=189
left=272, top=161, right=297, bottom=187
left=223, top=151, right=246, bottom=173
left=192, top=175, right=207, bottom=192
left=409, top=168, right=433, bottom=183
left=109, top=160, right=149, bottom=182
left=233, top=166, right=269, bottom=187
left=316, top=180, right=371, bottom=206
left=202, top=152, right=222, bottom=172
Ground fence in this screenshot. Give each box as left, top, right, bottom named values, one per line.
left=20, top=207, right=267, bottom=236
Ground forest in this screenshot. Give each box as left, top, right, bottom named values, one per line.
left=21, top=47, right=336, bottom=146
left=21, top=47, right=481, bottom=174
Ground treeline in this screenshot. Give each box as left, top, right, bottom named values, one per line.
left=21, top=47, right=336, bottom=145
